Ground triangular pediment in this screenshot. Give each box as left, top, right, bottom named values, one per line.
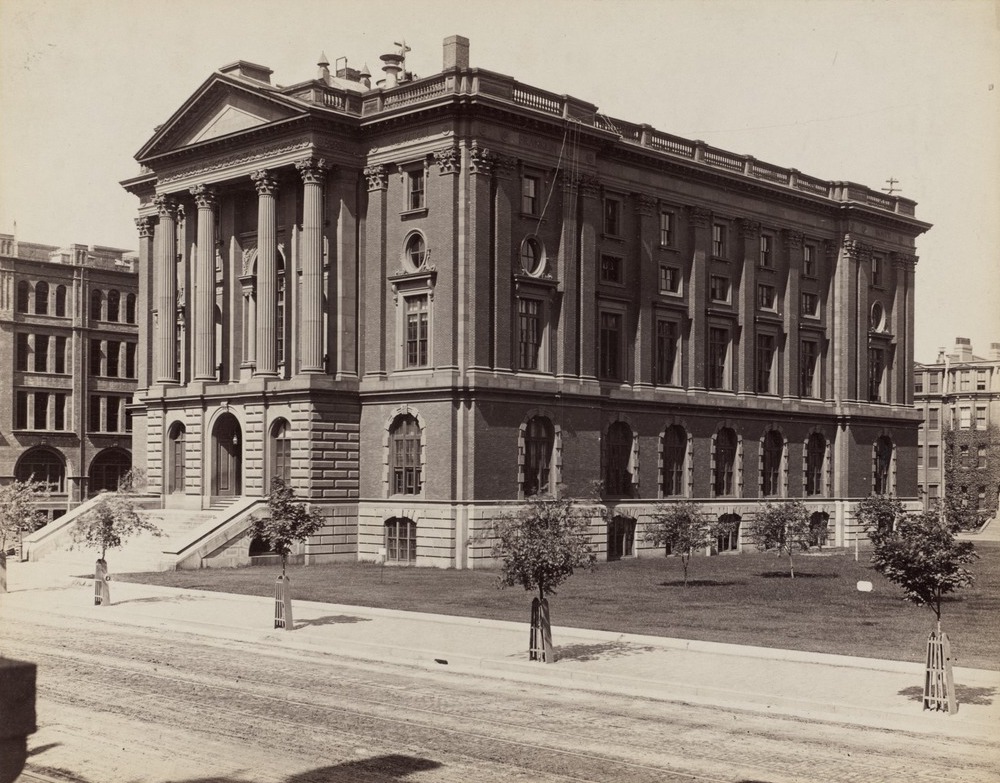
left=136, top=74, right=310, bottom=161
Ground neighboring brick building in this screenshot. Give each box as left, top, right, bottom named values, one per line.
left=121, top=36, right=929, bottom=567
left=0, top=234, right=138, bottom=520
left=915, top=338, right=1000, bottom=521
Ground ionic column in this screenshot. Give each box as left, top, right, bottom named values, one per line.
left=134, top=215, right=156, bottom=391
left=251, top=170, right=279, bottom=377
left=295, top=158, right=328, bottom=373
left=190, top=185, right=218, bottom=381
left=153, top=195, right=178, bottom=384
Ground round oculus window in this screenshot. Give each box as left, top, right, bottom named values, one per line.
left=404, top=234, right=426, bottom=271
left=870, top=301, right=885, bottom=332
left=520, top=237, right=545, bottom=276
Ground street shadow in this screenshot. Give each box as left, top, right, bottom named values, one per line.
left=897, top=684, right=996, bottom=705
left=759, top=571, right=838, bottom=579
left=554, top=640, right=659, bottom=663
left=26, top=764, right=93, bottom=783
left=113, top=594, right=208, bottom=606
left=294, top=614, right=373, bottom=629
left=162, top=754, right=442, bottom=782
left=27, top=742, right=62, bottom=756
left=657, top=579, right=746, bottom=587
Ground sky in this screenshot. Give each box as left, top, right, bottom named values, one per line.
left=1, top=0, right=997, bottom=363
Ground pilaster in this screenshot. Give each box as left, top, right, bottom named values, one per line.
left=134, top=215, right=156, bottom=392
left=578, top=175, right=600, bottom=380
left=633, top=194, right=658, bottom=387
left=686, top=206, right=710, bottom=389
left=736, top=218, right=760, bottom=394
left=782, top=229, right=802, bottom=399
left=556, top=172, right=579, bottom=378
left=362, top=165, right=388, bottom=378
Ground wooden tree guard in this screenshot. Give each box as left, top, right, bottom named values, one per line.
left=529, top=598, right=553, bottom=663
left=93, top=559, right=110, bottom=606
left=274, top=575, right=294, bottom=630
left=923, top=628, right=957, bottom=714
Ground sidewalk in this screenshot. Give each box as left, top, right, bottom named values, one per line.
left=3, top=559, right=998, bottom=743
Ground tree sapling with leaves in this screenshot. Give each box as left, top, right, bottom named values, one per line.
left=0, top=478, right=49, bottom=593
left=749, top=500, right=814, bottom=579
left=644, top=500, right=711, bottom=587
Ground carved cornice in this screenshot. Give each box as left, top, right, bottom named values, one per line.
left=686, top=205, right=711, bottom=228
left=493, top=154, right=517, bottom=180
left=135, top=215, right=158, bottom=238
left=635, top=194, right=657, bottom=217
left=433, top=146, right=460, bottom=175
left=737, top=218, right=760, bottom=239
left=157, top=140, right=313, bottom=186
left=468, top=142, right=496, bottom=176
left=153, top=194, right=179, bottom=220
left=364, top=164, right=388, bottom=191
left=295, top=157, right=328, bottom=185
left=190, top=184, right=217, bottom=209
left=250, top=169, right=279, bottom=196
left=578, top=174, right=601, bottom=199
left=783, top=229, right=803, bottom=250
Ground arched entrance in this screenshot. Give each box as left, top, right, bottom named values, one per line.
left=88, top=448, right=132, bottom=496
left=211, top=413, right=242, bottom=498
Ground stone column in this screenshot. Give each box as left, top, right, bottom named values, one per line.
left=296, top=158, right=328, bottom=373
left=633, top=195, right=658, bottom=387
left=467, top=144, right=495, bottom=371
left=556, top=172, right=579, bottom=378
left=190, top=185, right=218, bottom=381
left=153, top=195, right=178, bottom=384
left=685, top=206, right=711, bottom=389
left=783, top=230, right=803, bottom=399
left=251, top=170, right=279, bottom=377
left=736, top=218, right=759, bottom=395
left=134, top=216, right=156, bottom=391
left=578, top=175, right=600, bottom=380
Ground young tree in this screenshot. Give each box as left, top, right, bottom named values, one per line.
left=869, top=511, right=978, bottom=631
left=490, top=496, right=597, bottom=660
left=644, top=500, right=710, bottom=587
left=748, top=500, right=813, bottom=578
left=855, top=493, right=907, bottom=548
left=73, top=481, right=161, bottom=562
left=0, top=479, right=49, bottom=593
left=248, top=477, right=323, bottom=577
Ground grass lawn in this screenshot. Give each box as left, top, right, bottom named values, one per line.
left=120, top=542, right=1000, bottom=671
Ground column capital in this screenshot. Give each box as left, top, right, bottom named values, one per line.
left=468, top=142, right=496, bottom=176
left=295, top=157, right=329, bottom=185
left=135, top=215, right=158, bottom=238
left=783, top=229, right=803, bottom=250
left=635, top=194, right=657, bottom=217
left=364, top=164, right=388, bottom=191
left=892, top=251, right=918, bottom=270
left=685, top=205, right=711, bottom=228
left=578, top=174, right=601, bottom=199
left=251, top=169, right=280, bottom=196
left=153, top=194, right=178, bottom=219
left=433, top=145, right=460, bottom=175
left=737, top=218, right=760, bottom=239
left=190, top=184, right=217, bottom=209
left=843, top=236, right=872, bottom=262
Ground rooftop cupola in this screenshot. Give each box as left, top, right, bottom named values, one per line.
left=317, top=52, right=330, bottom=82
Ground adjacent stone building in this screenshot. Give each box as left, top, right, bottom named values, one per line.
left=0, top=234, right=138, bottom=521
left=915, top=337, right=1000, bottom=520
left=121, top=36, right=929, bottom=567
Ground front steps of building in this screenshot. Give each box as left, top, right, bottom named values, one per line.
left=22, top=495, right=266, bottom=573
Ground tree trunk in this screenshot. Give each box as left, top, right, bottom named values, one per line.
left=0, top=551, right=7, bottom=594
left=789, top=551, right=795, bottom=579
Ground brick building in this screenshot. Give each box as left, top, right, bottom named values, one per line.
left=121, top=36, right=929, bottom=568
left=0, top=234, right=138, bottom=520
left=915, top=338, right=1000, bottom=520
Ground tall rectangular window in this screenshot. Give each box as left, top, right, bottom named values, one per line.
left=759, top=234, right=773, bottom=268
left=125, top=343, right=136, bottom=378
left=603, top=198, right=621, bottom=236
left=929, top=408, right=939, bottom=429
left=600, top=255, right=623, bottom=284
left=708, top=327, right=730, bottom=390
left=756, top=334, right=776, bottom=394
left=869, top=347, right=885, bottom=402
left=800, top=340, right=818, bottom=397
left=659, top=211, right=674, bottom=246
left=959, top=407, right=971, bottom=429
left=90, top=339, right=102, bottom=376
left=54, top=393, right=66, bottom=431
left=801, top=291, right=819, bottom=317
left=976, top=406, right=987, bottom=429
left=16, top=334, right=29, bottom=371
left=405, top=295, right=429, bottom=368
left=599, top=311, right=622, bottom=380
left=712, top=224, right=726, bottom=257
left=976, top=370, right=987, bottom=391
left=710, top=275, right=730, bottom=303
left=15, top=392, right=28, bottom=429
left=55, top=336, right=67, bottom=374
left=960, top=372, right=970, bottom=391
left=928, top=445, right=939, bottom=468
left=34, top=335, right=49, bottom=373
left=659, top=265, right=680, bottom=294
left=518, top=298, right=542, bottom=371
left=89, top=395, right=102, bottom=432
left=34, top=392, right=48, bottom=429
left=757, top=284, right=776, bottom=310
left=655, top=320, right=679, bottom=385
left=521, top=175, right=539, bottom=215
left=407, top=170, right=425, bottom=210
left=107, top=341, right=120, bottom=377
left=914, top=373, right=923, bottom=393
left=871, top=255, right=882, bottom=287
left=106, top=396, right=121, bottom=432
left=803, top=244, right=817, bottom=277
left=929, top=373, right=939, bottom=393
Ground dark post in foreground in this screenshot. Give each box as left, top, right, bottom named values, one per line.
left=93, top=558, right=111, bottom=606
left=274, top=574, right=294, bottom=629
left=0, top=657, right=36, bottom=783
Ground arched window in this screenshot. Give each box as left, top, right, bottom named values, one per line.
left=168, top=423, right=186, bottom=494
left=717, top=513, right=741, bottom=552
left=390, top=415, right=422, bottom=495
left=661, top=425, right=687, bottom=497
left=88, top=448, right=132, bottom=496
left=605, top=421, right=634, bottom=497
left=405, top=233, right=426, bottom=270
left=714, top=428, right=737, bottom=497
left=125, top=293, right=136, bottom=324
left=761, top=431, right=784, bottom=497
left=34, top=281, right=49, bottom=315
left=15, top=448, right=66, bottom=493
left=16, top=281, right=30, bottom=313
left=523, top=416, right=554, bottom=497
left=270, top=418, right=292, bottom=484
left=90, top=289, right=103, bottom=321
left=55, top=285, right=67, bottom=317
left=805, top=433, right=826, bottom=496
left=107, top=290, right=121, bottom=322
left=385, top=517, right=416, bottom=563
left=873, top=436, right=893, bottom=495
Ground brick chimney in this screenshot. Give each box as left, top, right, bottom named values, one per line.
left=990, top=342, right=1000, bottom=361
left=954, top=337, right=973, bottom=362
left=443, top=35, right=469, bottom=70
